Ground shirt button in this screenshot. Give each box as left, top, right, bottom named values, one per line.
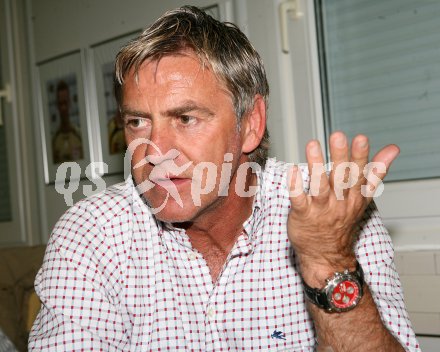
left=207, top=306, right=216, bottom=319
left=188, top=252, right=197, bottom=260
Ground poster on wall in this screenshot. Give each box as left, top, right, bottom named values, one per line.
left=37, top=51, right=90, bottom=184
left=91, top=31, right=141, bottom=175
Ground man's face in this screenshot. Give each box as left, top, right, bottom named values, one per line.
left=56, top=88, right=70, bottom=121
left=122, top=52, right=248, bottom=223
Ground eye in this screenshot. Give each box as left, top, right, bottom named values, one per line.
left=125, top=117, right=149, bottom=129
left=178, top=115, right=196, bottom=125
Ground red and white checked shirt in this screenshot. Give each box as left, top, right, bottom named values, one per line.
left=29, top=158, right=419, bottom=351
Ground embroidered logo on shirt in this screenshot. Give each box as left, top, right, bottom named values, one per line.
left=271, top=330, right=286, bottom=340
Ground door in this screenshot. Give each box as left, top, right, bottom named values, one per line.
left=0, top=0, right=28, bottom=245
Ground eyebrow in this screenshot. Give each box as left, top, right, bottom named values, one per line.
left=164, top=101, right=215, bottom=118
left=120, top=107, right=151, bottom=120
left=120, top=100, right=215, bottom=120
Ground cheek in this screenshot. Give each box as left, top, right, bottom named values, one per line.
left=128, top=145, right=148, bottom=178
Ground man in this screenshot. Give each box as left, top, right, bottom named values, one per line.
left=52, top=80, right=84, bottom=163
left=30, top=6, right=419, bottom=351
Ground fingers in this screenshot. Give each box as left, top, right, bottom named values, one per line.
left=329, top=132, right=349, bottom=169
left=329, top=132, right=351, bottom=199
left=306, top=140, right=330, bottom=199
left=363, top=144, right=400, bottom=199
left=349, top=134, right=370, bottom=193
left=301, top=132, right=399, bottom=201
left=371, top=144, right=400, bottom=167
left=288, top=165, right=308, bottom=213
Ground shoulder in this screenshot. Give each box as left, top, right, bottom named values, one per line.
left=59, top=180, right=132, bottom=223
left=51, top=177, right=152, bottom=245
left=44, top=178, right=154, bottom=280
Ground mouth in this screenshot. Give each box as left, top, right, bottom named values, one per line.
left=151, top=177, right=191, bottom=188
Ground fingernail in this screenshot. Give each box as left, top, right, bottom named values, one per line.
left=334, top=134, right=347, bottom=148
left=358, top=137, right=368, bottom=149
left=310, top=142, right=321, bottom=156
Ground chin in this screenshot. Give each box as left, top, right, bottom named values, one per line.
left=142, top=195, right=199, bottom=223
left=153, top=208, right=200, bottom=224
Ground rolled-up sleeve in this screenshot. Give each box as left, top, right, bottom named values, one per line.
left=356, top=203, right=420, bottom=351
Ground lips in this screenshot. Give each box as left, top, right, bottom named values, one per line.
left=151, top=176, right=191, bottom=187
left=146, top=159, right=194, bottom=189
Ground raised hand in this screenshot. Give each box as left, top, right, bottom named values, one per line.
left=287, top=131, right=400, bottom=285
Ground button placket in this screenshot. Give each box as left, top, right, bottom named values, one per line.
left=206, top=305, right=216, bottom=319
left=187, top=251, right=197, bottom=260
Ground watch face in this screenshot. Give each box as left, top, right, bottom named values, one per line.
left=330, top=279, right=360, bottom=310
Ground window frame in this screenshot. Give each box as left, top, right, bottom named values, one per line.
left=287, top=0, right=440, bottom=251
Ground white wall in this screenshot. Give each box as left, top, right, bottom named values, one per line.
left=31, top=0, right=226, bottom=62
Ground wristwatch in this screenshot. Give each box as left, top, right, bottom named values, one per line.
left=302, top=261, right=364, bottom=313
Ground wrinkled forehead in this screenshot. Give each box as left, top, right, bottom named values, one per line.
left=125, top=50, right=230, bottom=95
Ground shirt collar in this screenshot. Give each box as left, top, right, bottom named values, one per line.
left=242, top=171, right=263, bottom=243
left=129, top=166, right=266, bottom=248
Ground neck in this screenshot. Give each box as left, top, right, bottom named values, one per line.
left=174, top=160, right=257, bottom=256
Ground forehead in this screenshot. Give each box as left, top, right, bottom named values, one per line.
left=126, top=51, right=227, bottom=93
left=120, top=51, right=235, bottom=116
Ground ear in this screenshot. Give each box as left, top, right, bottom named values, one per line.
left=241, top=95, right=267, bottom=154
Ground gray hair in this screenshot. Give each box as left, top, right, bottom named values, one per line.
left=114, top=5, right=269, bottom=166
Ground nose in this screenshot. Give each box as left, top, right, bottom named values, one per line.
left=145, top=122, right=177, bottom=165
left=146, top=149, right=180, bottom=165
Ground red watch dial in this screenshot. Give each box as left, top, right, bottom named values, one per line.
left=331, top=280, right=359, bottom=309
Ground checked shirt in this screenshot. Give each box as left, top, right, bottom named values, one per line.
left=29, top=158, right=420, bottom=351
